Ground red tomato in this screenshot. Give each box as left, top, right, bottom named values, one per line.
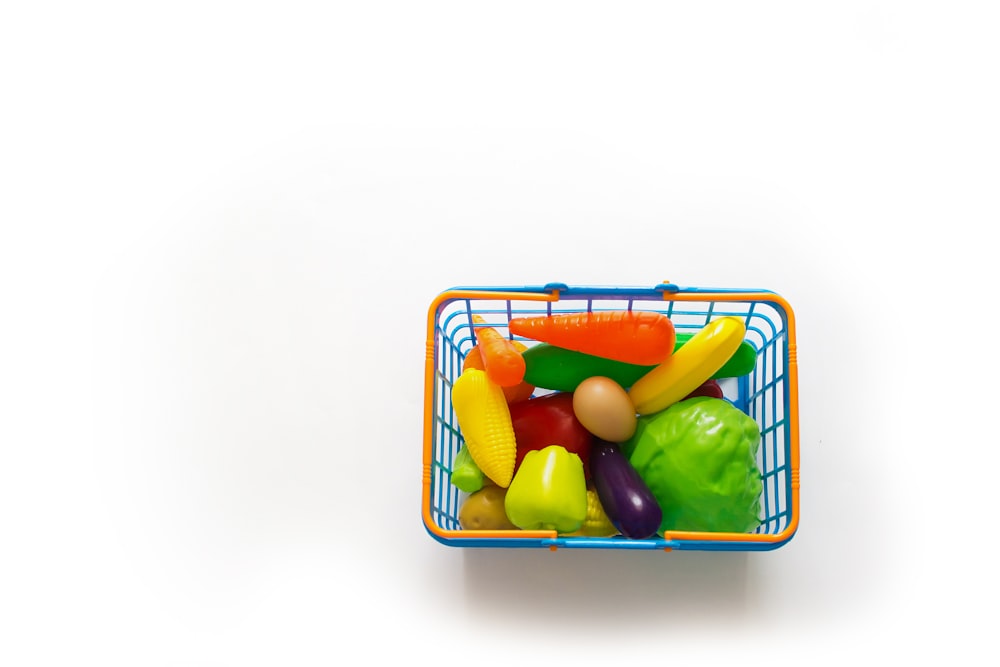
left=509, top=392, right=596, bottom=478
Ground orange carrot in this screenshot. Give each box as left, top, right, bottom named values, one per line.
left=462, top=345, right=487, bottom=374
left=471, top=316, right=527, bottom=387
left=465, top=343, right=535, bottom=403
left=502, top=344, right=535, bottom=403
left=508, top=310, right=676, bottom=366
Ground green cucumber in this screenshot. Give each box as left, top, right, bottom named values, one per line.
left=522, top=332, right=758, bottom=393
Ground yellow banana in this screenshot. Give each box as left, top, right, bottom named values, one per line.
left=628, top=316, right=747, bottom=415
left=451, top=369, right=517, bottom=488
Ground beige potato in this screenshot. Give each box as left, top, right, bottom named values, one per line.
left=458, top=484, right=518, bottom=530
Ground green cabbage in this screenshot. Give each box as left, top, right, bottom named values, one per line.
left=622, top=397, right=763, bottom=534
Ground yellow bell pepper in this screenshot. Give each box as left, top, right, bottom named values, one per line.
left=503, top=445, right=588, bottom=534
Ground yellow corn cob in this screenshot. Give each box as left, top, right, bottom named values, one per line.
left=565, top=485, right=619, bottom=537
left=451, top=368, right=517, bottom=488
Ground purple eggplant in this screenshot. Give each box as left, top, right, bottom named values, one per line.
left=590, top=440, right=662, bottom=539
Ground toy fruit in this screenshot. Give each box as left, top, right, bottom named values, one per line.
left=628, top=316, right=746, bottom=416
left=459, top=484, right=518, bottom=530
left=508, top=392, right=595, bottom=477
left=673, top=332, right=758, bottom=379
left=451, top=369, right=517, bottom=488
left=589, top=440, right=661, bottom=539
left=572, top=376, right=637, bottom=443
left=565, top=483, right=618, bottom=537
left=508, top=310, right=676, bottom=366
left=504, top=445, right=588, bottom=534
left=623, top=397, right=763, bottom=534
left=472, top=315, right=526, bottom=387
left=451, top=443, right=485, bottom=494
left=463, top=343, right=535, bottom=403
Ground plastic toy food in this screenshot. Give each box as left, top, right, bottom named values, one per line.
left=565, top=483, right=618, bottom=537
left=572, top=376, right=637, bottom=443
left=451, top=369, right=517, bottom=487
left=451, top=443, right=485, bottom=494
left=472, top=315, right=526, bottom=387
left=623, top=397, right=763, bottom=534
left=504, top=445, right=588, bottom=534
left=675, top=332, right=757, bottom=379
left=522, top=335, right=756, bottom=394
left=684, top=378, right=724, bottom=400
left=508, top=310, right=676, bottom=366
left=459, top=484, right=518, bottom=530
left=463, top=343, right=535, bottom=403
left=590, top=440, right=661, bottom=539
left=628, top=316, right=747, bottom=416
left=508, top=392, right=595, bottom=476
left=521, top=343, right=654, bottom=392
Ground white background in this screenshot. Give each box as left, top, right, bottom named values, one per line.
left=2, top=2, right=998, bottom=665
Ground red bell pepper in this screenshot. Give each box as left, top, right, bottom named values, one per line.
left=509, top=392, right=595, bottom=477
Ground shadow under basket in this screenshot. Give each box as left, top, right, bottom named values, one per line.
left=422, top=282, right=800, bottom=552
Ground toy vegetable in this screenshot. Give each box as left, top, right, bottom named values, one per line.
left=463, top=343, right=535, bottom=403
left=623, top=397, right=763, bottom=534
left=590, top=440, right=661, bottom=539
left=459, top=484, right=519, bottom=530
left=508, top=310, right=676, bottom=366
left=522, top=343, right=654, bottom=392
left=472, top=315, right=526, bottom=387
left=565, top=483, right=618, bottom=537
left=522, top=334, right=756, bottom=393
left=683, top=378, right=724, bottom=400
left=451, top=369, right=517, bottom=488
left=508, top=392, right=595, bottom=477
left=451, top=443, right=485, bottom=494
left=628, top=316, right=747, bottom=416
left=504, top=445, right=588, bottom=534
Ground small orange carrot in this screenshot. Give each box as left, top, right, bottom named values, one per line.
left=463, top=343, right=535, bottom=403
left=462, top=345, right=487, bottom=374
left=508, top=310, right=676, bottom=366
left=471, top=315, right=527, bottom=388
